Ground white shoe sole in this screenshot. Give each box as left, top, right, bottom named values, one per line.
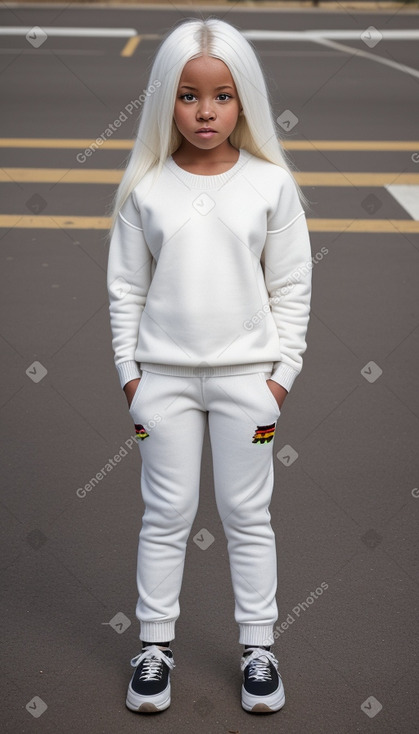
left=241, top=681, right=285, bottom=713
left=126, top=682, right=171, bottom=713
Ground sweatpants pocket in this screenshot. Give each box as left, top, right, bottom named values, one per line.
left=258, top=372, right=281, bottom=417
left=128, top=371, right=150, bottom=416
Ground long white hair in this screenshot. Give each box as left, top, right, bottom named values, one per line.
left=109, top=17, right=308, bottom=236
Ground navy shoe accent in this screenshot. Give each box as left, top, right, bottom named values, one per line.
left=241, top=646, right=285, bottom=713
left=126, top=645, right=175, bottom=713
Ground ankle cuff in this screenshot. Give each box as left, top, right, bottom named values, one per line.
left=140, top=621, right=175, bottom=643
left=239, top=624, right=274, bottom=646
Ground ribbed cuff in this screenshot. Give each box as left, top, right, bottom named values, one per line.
left=239, top=624, right=274, bottom=646
left=140, top=620, right=176, bottom=643
left=270, top=362, right=299, bottom=392
left=116, top=360, right=141, bottom=389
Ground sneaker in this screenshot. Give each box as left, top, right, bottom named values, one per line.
left=126, top=644, right=175, bottom=713
left=240, top=646, right=285, bottom=713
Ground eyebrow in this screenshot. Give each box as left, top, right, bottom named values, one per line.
left=179, top=85, right=234, bottom=91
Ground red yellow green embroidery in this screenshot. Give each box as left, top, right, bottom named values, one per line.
left=135, top=424, right=149, bottom=440
left=252, top=423, right=276, bottom=444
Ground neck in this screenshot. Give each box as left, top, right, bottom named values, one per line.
left=173, top=140, right=239, bottom=166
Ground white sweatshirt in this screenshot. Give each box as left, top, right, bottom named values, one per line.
left=107, top=147, right=312, bottom=392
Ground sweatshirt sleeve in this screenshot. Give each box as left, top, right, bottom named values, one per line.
left=107, top=193, right=153, bottom=389
left=262, top=169, right=312, bottom=393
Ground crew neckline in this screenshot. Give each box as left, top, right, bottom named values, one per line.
left=167, top=148, right=249, bottom=189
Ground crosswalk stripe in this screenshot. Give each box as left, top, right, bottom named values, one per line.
left=385, top=185, right=419, bottom=220
left=0, top=216, right=418, bottom=233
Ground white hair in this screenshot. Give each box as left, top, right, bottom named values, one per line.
left=109, top=17, right=308, bottom=236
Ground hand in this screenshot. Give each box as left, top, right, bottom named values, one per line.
left=123, top=378, right=141, bottom=408
left=266, top=379, right=288, bottom=410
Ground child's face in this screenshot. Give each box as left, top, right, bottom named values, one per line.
left=173, top=55, right=241, bottom=153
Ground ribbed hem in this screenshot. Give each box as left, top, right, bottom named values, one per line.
left=116, top=360, right=141, bottom=389
left=140, top=620, right=176, bottom=643
left=140, top=361, right=274, bottom=378
left=239, top=624, right=275, bottom=646
left=270, top=362, right=299, bottom=392
left=166, top=148, right=250, bottom=189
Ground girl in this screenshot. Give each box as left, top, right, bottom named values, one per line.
left=107, top=17, right=312, bottom=715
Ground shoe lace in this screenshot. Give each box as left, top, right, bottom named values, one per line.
left=241, top=647, right=279, bottom=682
left=130, top=645, right=175, bottom=681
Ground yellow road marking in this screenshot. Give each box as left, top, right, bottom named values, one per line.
left=0, top=139, right=418, bottom=151
left=0, top=168, right=122, bottom=183
left=1, top=168, right=419, bottom=186
left=287, top=141, right=419, bottom=151
left=0, top=138, right=132, bottom=149
left=120, top=35, right=141, bottom=57
left=0, top=216, right=418, bottom=233
left=297, top=172, right=419, bottom=186
left=307, top=219, right=419, bottom=233
left=0, top=215, right=111, bottom=229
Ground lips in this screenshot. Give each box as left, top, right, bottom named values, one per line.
left=196, top=128, right=216, bottom=133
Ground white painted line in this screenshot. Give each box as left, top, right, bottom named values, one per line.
left=243, top=30, right=419, bottom=41
left=0, top=27, right=137, bottom=38
left=243, top=28, right=419, bottom=79
left=2, top=28, right=419, bottom=41
left=312, top=37, right=419, bottom=80
left=0, top=49, right=105, bottom=55
left=386, top=185, right=419, bottom=220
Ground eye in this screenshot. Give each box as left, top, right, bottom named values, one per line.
left=217, top=93, right=232, bottom=101
left=179, top=93, right=196, bottom=102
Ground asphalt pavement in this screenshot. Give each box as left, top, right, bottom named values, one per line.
left=1, top=3, right=419, bottom=733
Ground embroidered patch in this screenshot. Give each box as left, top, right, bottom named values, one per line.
left=252, top=423, right=276, bottom=444
left=134, top=424, right=149, bottom=440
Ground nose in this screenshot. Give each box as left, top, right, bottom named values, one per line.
left=197, top=98, right=215, bottom=121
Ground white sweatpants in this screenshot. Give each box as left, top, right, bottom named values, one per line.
left=128, top=368, right=282, bottom=646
